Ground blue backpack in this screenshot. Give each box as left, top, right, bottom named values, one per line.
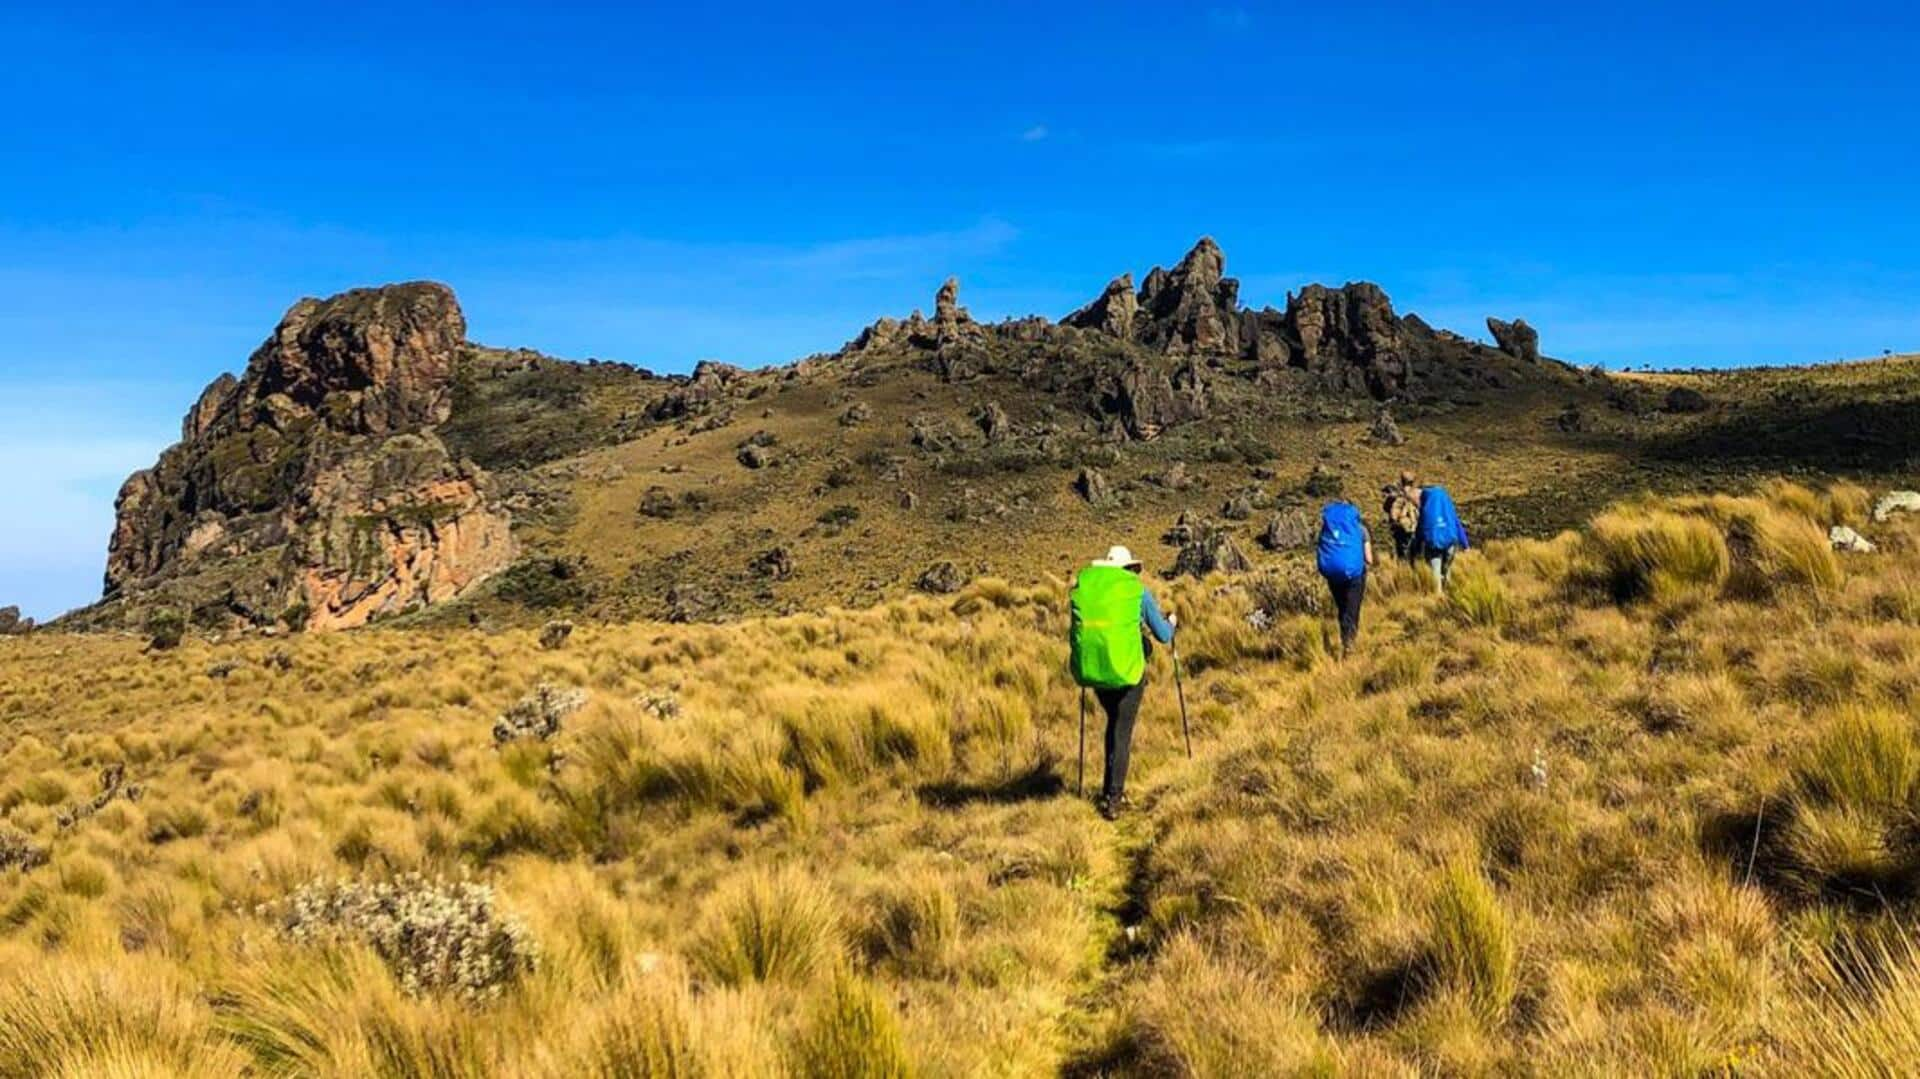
left=1417, top=486, right=1468, bottom=550
left=1316, top=502, right=1368, bottom=582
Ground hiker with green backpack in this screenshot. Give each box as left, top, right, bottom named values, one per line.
left=1069, top=546, right=1177, bottom=821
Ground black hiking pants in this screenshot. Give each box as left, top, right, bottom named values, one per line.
left=1390, top=526, right=1417, bottom=563
left=1096, top=680, right=1146, bottom=803
left=1326, top=574, right=1366, bottom=654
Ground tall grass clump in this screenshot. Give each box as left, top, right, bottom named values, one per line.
left=1575, top=509, right=1729, bottom=605
left=1449, top=562, right=1513, bottom=631
left=790, top=971, right=914, bottom=1079
left=1718, top=500, right=1841, bottom=600
left=691, top=872, right=840, bottom=986
left=1773, top=930, right=1920, bottom=1073
left=0, top=957, right=246, bottom=1077
left=558, top=969, right=701, bottom=1078
left=1424, top=861, right=1520, bottom=1024
left=1109, top=933, right=1338, bottom=1076
left=1778, top=708, right=1920, bottom=897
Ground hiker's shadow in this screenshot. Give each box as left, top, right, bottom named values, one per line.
left=916, top=761, right=1065, bottom=809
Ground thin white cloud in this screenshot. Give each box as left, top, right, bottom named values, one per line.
left=1021, top=124, right=1049, bottom=142
left=749, top=218, right=1019, bottom=279
left=1207, top=6, right=1252, bottom=29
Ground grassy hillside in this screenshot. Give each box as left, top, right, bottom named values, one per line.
left=5, top=479, right=1920, bottom=1074
left=436, top=349, right=1920, bottom=627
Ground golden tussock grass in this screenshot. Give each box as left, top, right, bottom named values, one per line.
left=2, top=479, right=1919, bottom=1074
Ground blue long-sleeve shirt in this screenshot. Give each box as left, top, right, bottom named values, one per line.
left=1141, top=589, right=1175, bottom=644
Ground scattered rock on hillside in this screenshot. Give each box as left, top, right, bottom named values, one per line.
left=737, top=444, right=772, bottom=469
left=1172, top=520, right=1251, bottom=578
left=1221, top=494, right=1254, bottom=521
left=909, top=415, right=961, bottom=453
left=1664, top=387, right=1711, bottom=414
left=0, top=607, right=31, bottom=635
left=1608, top=385, right=1655, bottom=415
left=1303, top=463, right=1344, bottom=499
left=1873, top=491, right=1920, bottom=522
left=1162, top=511, right=1198, bottom=547
left=838, top=400, right=873, bottom=426
left=898, top=490, right=919, bottom=511
left=639, top=486, right=678, bottom=519
left=916, top=561, right=967, bottom=595
left=1144, top=461, right=1194, bottom=491
left=974, top=401, right=1011, bottom=443
left=0, top=829, right=49, bottom=872
left=1486, top=317, right=1542, bottom=363
left=1829, top=526, right=1876, bottom=554
left=538, top=620, right=574, bottom=650
left=750, top=547, right=795, bottom=580
left=1556, top=404, right=1589, bottom=432
left=648, top=360, right=740, bottom=421
left=665, top=583, right=718, bottom=623
left=1112, top=358, right=1205, bottom=440
left=1075, top=467, right=1112, bottom=506
left=1369, top=408, right=1405, bottom=446
left=1259, top=510, right=1315, bottom=551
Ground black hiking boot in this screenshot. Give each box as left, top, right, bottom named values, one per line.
left=1097, top=795, right=1133, bottom=821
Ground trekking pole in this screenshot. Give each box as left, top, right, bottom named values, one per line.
left=1077, top=687, right=1088, bottom=796
left=1171, top=635, right=1193, bottom=759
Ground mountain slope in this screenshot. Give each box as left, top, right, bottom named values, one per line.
left=71, top=239, right=1920, bottom=633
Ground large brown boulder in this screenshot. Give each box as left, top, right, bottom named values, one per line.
left=247, top=283, right=465, bottom=435
left=1063, top=273, right=1138, bottom=339
left=1112, top=358, right=1205, bottom=439
left=1486, top=317, right=1541, bottom=363
left=101, top=282, right=513, bottom=630
left=1136, top=238, right=1240, bottom=356
left=1284, top=283, right=1410, bottom=398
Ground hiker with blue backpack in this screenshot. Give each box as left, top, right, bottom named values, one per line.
left=1316, top=501, right=1375, bottom=656
left=1416, top=484, right=1472, bottom=593
left=1068, top=546, right=1178, bottom=821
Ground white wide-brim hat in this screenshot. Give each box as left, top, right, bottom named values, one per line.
left=1092, top=544, right=1143, bottom=570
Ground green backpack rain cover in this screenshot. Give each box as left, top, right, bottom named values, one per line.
left=1070, top=565, right=1146, bottom=689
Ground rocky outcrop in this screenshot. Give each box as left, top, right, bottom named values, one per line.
left=648, top=360, right=741, bottom=421
left=916, top=561, right=967, bottom=595
left=1172, top=520, right=1252, bottom=578
left=247, top=283, right=466, bottom=435
left=103, top=283, right=513, bottom=631
left=1136, top=238, right=1240, bottom=355
left=842, top=237, right=1558, bottom=411
left=1486, top=317, right=1541, bottom=364
left=1074, top=467, right=1112, bottom=505
left=1663, top=387, right=1710, bottom=414
left=1111, top=357, right=1205, bottom=439
left=1283, top=283, right=1410, bottom=398
left=183, top=373, right=239, bottom=441
left=291, top=434, right=513, bottom=631
left=973, top=401, right=1011, bottom=443
left=1063, top=274, right=1137, bottom=339
left=0, top=606, right=31, bottom=635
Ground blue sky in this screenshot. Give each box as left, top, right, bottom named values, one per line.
left=3, top=1, right=1918, bottom=620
